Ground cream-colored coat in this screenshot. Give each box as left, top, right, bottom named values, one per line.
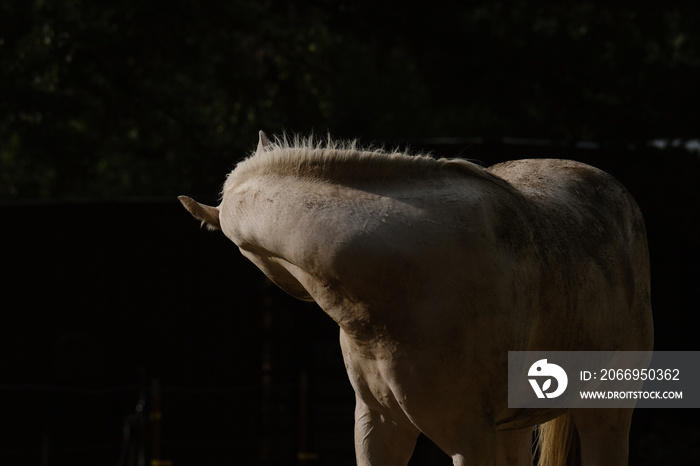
left=180, top=132, right=653, bottom=466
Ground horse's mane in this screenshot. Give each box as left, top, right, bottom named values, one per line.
left=225, top=133, right=516, bottom=193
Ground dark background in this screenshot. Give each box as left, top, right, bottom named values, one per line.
left=2, top=1, right=699, bottom=465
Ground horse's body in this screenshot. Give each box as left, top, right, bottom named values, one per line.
left=180, top=132, right=653, bottom=466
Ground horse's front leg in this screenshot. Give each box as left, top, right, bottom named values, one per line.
left=353, top=395, right=419, bottom=466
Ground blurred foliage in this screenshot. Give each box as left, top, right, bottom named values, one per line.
left=1, top=1, right=700, bottom=199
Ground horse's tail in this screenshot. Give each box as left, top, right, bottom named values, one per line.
left=536, top=411, right=580, bottom=466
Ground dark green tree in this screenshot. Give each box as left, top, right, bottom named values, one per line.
left=2, top=1, right=699, bottom=200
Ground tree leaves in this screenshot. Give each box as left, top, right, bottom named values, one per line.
left=1, top=1, right=699, bottom=200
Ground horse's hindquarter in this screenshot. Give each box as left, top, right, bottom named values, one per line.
left=489, top=159, right=653, bottom=352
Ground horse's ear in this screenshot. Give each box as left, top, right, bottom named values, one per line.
left=257, top=130, right=271, bottom=153
left=178, top=196, right=221, bottom=231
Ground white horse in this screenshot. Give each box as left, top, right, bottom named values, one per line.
left=180, top=132, right=653, bottom=466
